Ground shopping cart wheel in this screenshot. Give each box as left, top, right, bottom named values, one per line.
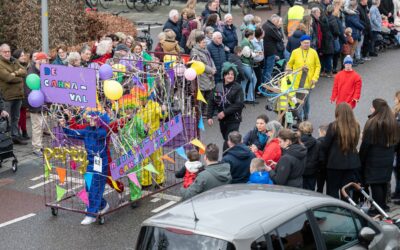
left=98, top=216, right=105, bottom=225
left=12, top=160, right=17, bottom=173
left=51, top=207, right=58, bottom=216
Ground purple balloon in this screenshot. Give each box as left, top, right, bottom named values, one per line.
left=99, top=64, right=113, bottom=80
left=28, top=90, right=45, bottom=108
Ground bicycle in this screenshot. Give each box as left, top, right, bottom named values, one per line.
left=126, top=0, right=170, bottom=12
left=89, top=0, right=124, bottom=9
left=135, top=22, right=163, bottom=51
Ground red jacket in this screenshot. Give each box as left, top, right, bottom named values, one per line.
left=331, top=70, right=362, bottom=109
left=255, top=138, right=282, bottom=169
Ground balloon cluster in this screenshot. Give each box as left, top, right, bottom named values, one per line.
left=99, top=64, right=123, bottom=101
left=183, top=61, right=206, bottom=81
left=26, top=74, right=45, bottom=108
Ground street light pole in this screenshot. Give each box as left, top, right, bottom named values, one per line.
left=41, top=0, right=49, bottom=53
left=228, top=0, right=232, bottom=13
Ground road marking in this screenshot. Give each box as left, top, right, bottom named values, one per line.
left=151, top=201, right=176, bottom=213
left=0, top=213, right=36, bottom=228
left=31, top=175, right=44, bottom=181
left=150, top=198, right=161, bottom=203
left=151, top=193, right=182, bottom=202
left=29, top=174, right=81, bottom=189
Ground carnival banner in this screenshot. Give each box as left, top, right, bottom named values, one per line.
left=110, top=114, right=183, bottom=179
left=40, top=64, right=97, bottom=107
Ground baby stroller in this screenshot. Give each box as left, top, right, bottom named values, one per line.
left=0, top=116, right=18, bottom=172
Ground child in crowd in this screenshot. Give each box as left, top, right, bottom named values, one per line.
left=342, top=27, right=354, bottom=58
left=175, top=150, right=204, bottom=188
left=299, top=121, right=319, bottom=191
left=316, top=124, right=328, bottom=193
left=248, top=158, right=273, bottom=184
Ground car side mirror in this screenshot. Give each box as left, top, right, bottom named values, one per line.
left=359, top=227, right=376, bottom=244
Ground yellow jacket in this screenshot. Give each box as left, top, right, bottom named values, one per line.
left=287, top=5, right=305, bottom=37
left=278, top=74, right=296, bottom=111
left=137, top=100, right=167, bottom=134
left=287, top=47, right=321, bottom=89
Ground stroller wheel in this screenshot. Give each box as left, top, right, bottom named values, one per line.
left=98, top=216, right=105, bottom=225
left=12, top=160, right=17, bottom=173
left=51, top=207, right=58, bottom=216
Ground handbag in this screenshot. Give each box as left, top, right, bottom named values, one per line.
left=334, top=38, right=341, bottom=53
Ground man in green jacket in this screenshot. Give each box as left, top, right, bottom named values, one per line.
left=0, top=44, right=27, bottom=144
left=181, top=143, right=232, bottom=200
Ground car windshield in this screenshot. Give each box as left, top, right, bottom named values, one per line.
left=136, top=226, right=236, bottom=250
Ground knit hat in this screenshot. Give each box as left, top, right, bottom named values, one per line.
left=300, top=35, right=311, bottom=41
left=221, top=62, right=238, bottom=80
left=36, top=52, right=50, bottom=61
left=343, top=55, right=353, bottom=65
left=115, top=43, right=130, bottom=52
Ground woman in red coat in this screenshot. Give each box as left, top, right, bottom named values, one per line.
left=251, top=120, right=283, bottom=169
left=330, top=55, right=362, bottom=109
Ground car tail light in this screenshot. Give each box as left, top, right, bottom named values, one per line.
left=166, top=227, right=194, bottom=235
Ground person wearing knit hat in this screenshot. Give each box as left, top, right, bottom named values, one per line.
left=207, top=62, right=244, bottom=151
left=330, top=55, right=362, bottom=109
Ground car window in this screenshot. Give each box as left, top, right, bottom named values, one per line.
left=251, top=235, right=268, bottom=250
left=312, top=206, right=360, bottom=250
left=268, top=213, right=317, bottom=250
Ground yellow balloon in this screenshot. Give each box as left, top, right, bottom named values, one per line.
left=104, top=80, right=123, bottom=101
left=112, top=64, right=126, bottom=73
left=191, top=61, right=206, bottom=75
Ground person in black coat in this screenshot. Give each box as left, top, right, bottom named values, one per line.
left=316, top=124, right=328, bottom=193
left=207, top=62, right=244, bottom=151
left=243, top=114, right=269, bottom=151
left=207, top=32, right=228, bottom=84
left=321, top=103, right=361, bottom=199
left=286, top=25, right=307, bottom=54
left=163, top=10, right=182, bottom=44
left=266, top=129, right=307, bottom=188
left=201, top=0, right=220, bottom=23
left=360, top=99, right=399, bottom=213
left=228, top=46, right=246, bottom=83
left=379, top=0, right=394, bottom=22
left=299, top=121, right=320, bottom=191
left=222, top=14, right=238, bottom=53
left=222, top=131, right=256, bottom=183
left=393, top=92, right=400, bottom=202
left=358, top=0, right=372, bottom=59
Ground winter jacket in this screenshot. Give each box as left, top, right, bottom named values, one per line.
left=327, top=14, right=341, bottom=39
left=222, top=24, right=238, bottom=53
left=201, top=7, right=220, bottom=23
left=181, top=18, right=199, bottom=51
left=248, top=171, right=274, bottom=184
left=287, top=47, right=321, bottom=89
left=331, top=70, right=362, bottom=109
left=251, top=38, right=264, bottom=63
left=269, top=143, right=307, bottom=188
left=175, top=161, right=204, bottom=188
left=254, top=138, right=282, bottom=167
left=207, top=81, right=244, bottom=123
left=161, top=39, right=181, bottom=55
left=370, top=5, right=382, bottom=32
left=51, top=55, right=66, bottom=65
left=240, top=38, right=255, bottom=66
left=228, top=54, right=246, bottom=83
left=319, top=15, right=335, bottom=55
left=243, top=127, right=268, bottom=151
left=163, top=19, right=182, bottom=43
left=321, top=122, right=361, bottom=170
left=222, top=143, right=255, bottom=184
left=360, top=137, right=395, bottom=184
left=262, top=20, right=285, bottom=57
left=190, top=45, right=216, bottom=91
left=0, top=55, right=27, bottom=101
left=180, top=162, right=231, bottom=200
left=207, top=42, right=228, bottom=83
left=358, top=3, right=372, bottom=33
left=317, top=137, right=327, bottom=171
left=91, top=53, right=112, bottom=66
left=287, top=30, right=306, bottom=53
left=345, top=12, right=365, bottom=41
left=284, top=5, right=305, bottom=37
left=301, top=134, right=319, bottom=176
left=25, top=65, right=42, bottom=113
left=379, top=0, right=394, bottom=18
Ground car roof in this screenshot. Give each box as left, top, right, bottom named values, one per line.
left=142, top=184, right=340, bottom=241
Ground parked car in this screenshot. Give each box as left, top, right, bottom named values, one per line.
left=136, top=184, right=400, bottom=250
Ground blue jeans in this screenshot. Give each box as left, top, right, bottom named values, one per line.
left=299, top=90, right=311, bottom=120
left=263, top=55, right=276, bottom=83
left=355, top=35, right=364, bottom=59
left=241, top=64, right=257, bottom=101
left=321, top=54, right=333, bottom=73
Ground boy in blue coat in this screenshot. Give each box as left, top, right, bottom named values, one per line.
left=248, top=158, right=273, bottom=184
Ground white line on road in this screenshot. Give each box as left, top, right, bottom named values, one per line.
left=150, top=198, right=161, bottom=203
left=0, top=213, right=36, bottom=228
left=151, top=201, right=176, bottom=213
left=31, top=175, right=44, bottom=181
left=137, top=25, right=163, bottom=31
left=151, top=193, right=182, bottom=202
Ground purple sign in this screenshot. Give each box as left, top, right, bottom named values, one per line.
left=40, top=64, right=97, bottom=108
left=110, top=114, right=183, bottom=180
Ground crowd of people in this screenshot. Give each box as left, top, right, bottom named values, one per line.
left=0, top=0, right=400, bottom=218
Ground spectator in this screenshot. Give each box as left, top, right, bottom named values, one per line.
left=243, top=114, right=269, bottom=151
left=358, top=0, right=372, bottom=61
left=379, top=0, right=395, bottom=22
left=330, top=55, right=362, bottom=109
left=222, top=13, right=238, bottom=53
left=393, top=91, right=400, bottom=201
left=125, top=35, right=134, bottom=50
left=321, top=103, right=361, bottom=199
left=80, top=45, right=92, bottom=67
left=92, top=38, right=113, bottom=65
left=181, top=143, right=231, bottom=200
left=342, top=28, right=355, bottom=59
left=26, top=52, right=49, bottom=156
left=207, top=62, right=244, bottom=151
left=13, top=49, right=29, bottom=140
left=240, top=29, right=258, bottom=104
left=12, top=49, right=28, bottom=68
left=370, top=0, right=382, bottom=57
left=299, top=121, right=319, bottom=191
left=360, top=99, right=399, bottom=214
left=163, top=9, right=182, bottom=44
left=201, top=0, right=220, bottom=23
left=316, top=124, right=328, bottom=193
left=180, top=8, right=200, bottom=53
left=286, top=23, right=307, bottom=54
left=204, top=26, right=214, bottom=45
left=175, top=149, right=204, bottom=189
left=207, top=31, right=228, bottom=83
left=240, top=14, right=256, bottom=39
left=52, top=44, right=68, bottom=65
left=345, top=0, right=365, bottom=62
left=251, top=120, right=283, bottom=168
left=222, top=131, right=255, bottom=183
left=186, top=30, right=205, bottom=52
left=248, top=158, right=274, bottom=184
left=332, top=0, right=346, bottom=74
left=153, top=32, right=166, bottom=61
left=283, top=0, right=306, bottom=37
left=190, top=35, right=217, bottom=114
left=266, top=128, right=307, bottom=188
left=67, top=52, right=81, bottom=67
left=204, top=13, right=222, bottom=33
left=160, top=29, right=181, bottom=55
left=262, top=14, right=284, bottom=83
left=228, top=46, right=246, bottom=84
left=325, top=4, right=341, bottom=76
left=251, top=27, right=265, bottom=97
left=0, top=43, right=27, bottom=145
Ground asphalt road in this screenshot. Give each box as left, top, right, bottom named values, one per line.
left=1, top=2, right=400, bottom=250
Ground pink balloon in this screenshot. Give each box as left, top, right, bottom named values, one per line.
left=184, top=68, right=197, bottom=81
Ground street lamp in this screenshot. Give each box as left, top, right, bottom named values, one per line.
left=41, top=0, right=49, bottom=53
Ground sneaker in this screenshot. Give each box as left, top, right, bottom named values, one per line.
left=81, top=216, right=96, bottom=225
left=13, top=137, right=27, bottom=145
left=363, top=57, right=371, bottom=61
left=370, top=52, right=378, bottom=57
left=320, top=72, right=327, bottom=77
left=100, top=202, right=110, bottom=214
left=327, top=73, right=333, bottom=78
left=356, top=59, right=365, bottom=64
left=22, top=131, right=30, bottom=140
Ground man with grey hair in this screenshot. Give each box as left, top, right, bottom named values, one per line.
left=67, top=52, right=81, bottom=67
left=207, top=31, right=228, bottom=83
left=222, top=13, right=238, bottom=53
left=163, top=9, right=182, bottom=43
